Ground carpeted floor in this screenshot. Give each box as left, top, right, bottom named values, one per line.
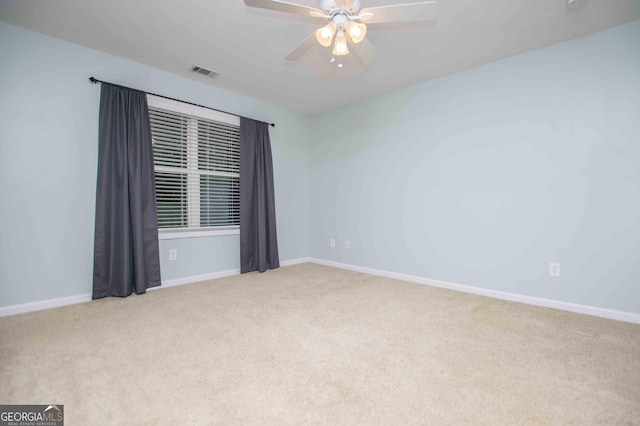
left=1, top=263, right=639, bottom=425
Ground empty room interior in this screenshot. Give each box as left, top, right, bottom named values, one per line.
left=1, top=0, right=639, bottom=424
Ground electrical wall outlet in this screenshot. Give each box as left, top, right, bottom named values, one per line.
left=169, top=249, right=178, bottom=261
left=330, top=239, right=336, bottom=248
left=345, top=240, right=351, bottom=250
left=549, top=262, right=560, bottom=277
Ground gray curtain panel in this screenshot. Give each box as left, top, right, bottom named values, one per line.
left=92, top=83, right=161, bottom=299
left=240, top=118, right=280, bottom=273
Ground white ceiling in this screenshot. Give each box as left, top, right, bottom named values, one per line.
left=1, top=0, right=639, bottom=114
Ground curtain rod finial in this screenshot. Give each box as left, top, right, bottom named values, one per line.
left=89, top=76, right=99, bottom=84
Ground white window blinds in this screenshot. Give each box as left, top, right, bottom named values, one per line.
left=147, top=95, right=240, bottom=231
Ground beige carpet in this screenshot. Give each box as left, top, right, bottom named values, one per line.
left=1, top=263, right=639, bottom=425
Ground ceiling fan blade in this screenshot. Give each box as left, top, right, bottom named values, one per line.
left=358, top=1, right=438, bottom=24
left=352, top=38, right=376, bottom=68
left=244, top=0, right=324, bottom=18
left=284, top=31, right=317, bottom=61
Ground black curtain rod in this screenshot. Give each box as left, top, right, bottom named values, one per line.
left=88, top=76, right=275, bottom=127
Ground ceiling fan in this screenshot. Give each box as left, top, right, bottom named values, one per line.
left=244, top=0, right=438, bottom=66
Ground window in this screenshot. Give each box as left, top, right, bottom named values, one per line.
left=147, top=95, right=240, bottom=237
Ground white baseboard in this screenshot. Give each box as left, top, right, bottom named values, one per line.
left=3, top=258, right=637, bottom=324
left=310, top=258, right=640, bottom=325
left=0, top=258, right=312, bottom=317
left=155, top=268, right=241, bottom=289
left=0, top=293, right=92, bottom=318
left=157, top=258, right=312, bottom=290
left=281, top=257, right=313, bottom=267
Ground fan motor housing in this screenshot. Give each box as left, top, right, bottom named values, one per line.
left=332, top=14, right=349, bottom=30
left=320, top=0, right=361, bottom=15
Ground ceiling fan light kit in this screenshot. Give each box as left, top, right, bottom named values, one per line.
left=332, top=30, right=349, bottom=56
left=316, top=23, right=336, bottom=47
left=321, top=14, right=359, bottom=56
left=347, top=21, right=367, bottom=44
left=244, top=0, right=438, bottom=64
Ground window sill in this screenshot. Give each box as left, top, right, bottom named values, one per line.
left=158, top=228, right=239, bottom=240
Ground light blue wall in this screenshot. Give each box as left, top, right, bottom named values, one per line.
left=2, top=18, right=639, bottom=315
left=0, top=21, right=310, bottom=307
left=310, top=21, right=640, bottom=314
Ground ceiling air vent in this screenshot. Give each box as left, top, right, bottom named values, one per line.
left=190, top=65, right=219, bottom=79
left=566, top=0, right=588, bottom=9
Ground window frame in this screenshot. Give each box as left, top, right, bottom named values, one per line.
left=147, top=94, right=241, bottom=240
